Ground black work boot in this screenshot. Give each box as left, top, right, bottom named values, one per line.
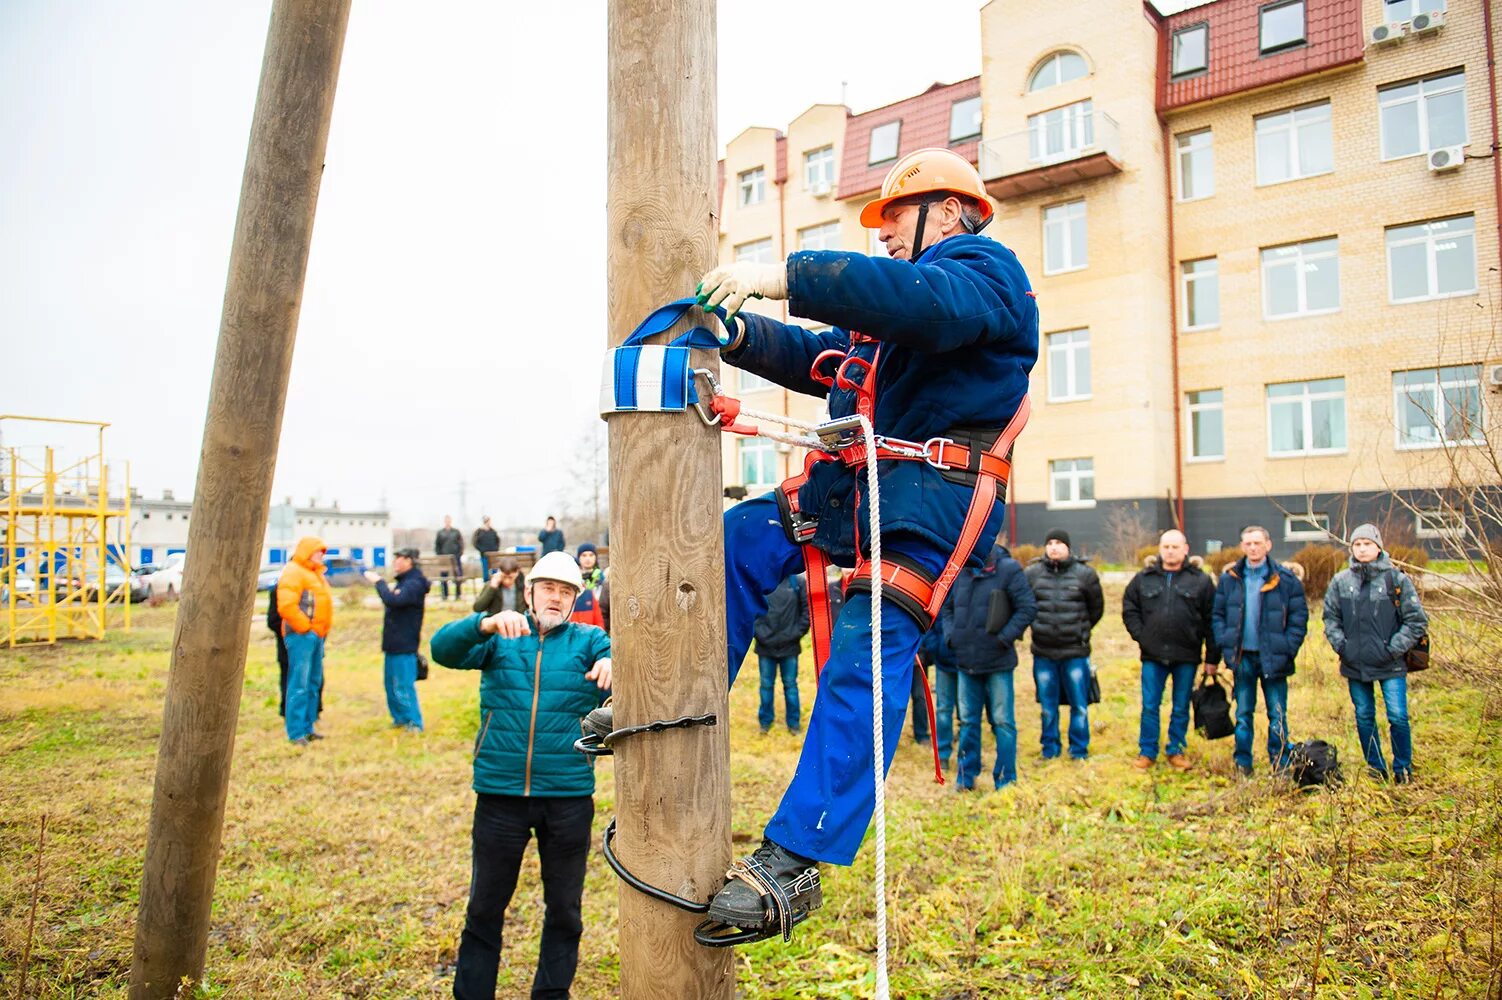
left=706, top=838, right=823, bottom=933
left=581, top=701, right=613, bottom=744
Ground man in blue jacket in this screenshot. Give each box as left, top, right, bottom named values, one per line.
left=682, top=146, right=1037, bottom=936
left=942, top=544, right=1037, bottom=790
left=429, top=552, right=611, bottom=1000
left=752, top=574, right=810, bottom=734
left=1211, top=525, right=1308, bottom=777
left=365, top=547, right=430, bottom=732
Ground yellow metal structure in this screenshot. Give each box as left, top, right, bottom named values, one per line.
left=1, top=415, right=132, bottom=647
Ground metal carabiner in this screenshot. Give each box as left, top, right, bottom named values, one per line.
left=691, top=369, right=724, bottom=426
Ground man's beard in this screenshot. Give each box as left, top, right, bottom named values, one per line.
left=536, top=608, right=568, bottom=631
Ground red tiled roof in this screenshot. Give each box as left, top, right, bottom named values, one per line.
left=1158, top=0, right=1364, bottom=112
left=837, top=77, right=981, bottom=201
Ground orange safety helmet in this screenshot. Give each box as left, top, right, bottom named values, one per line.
left=859, top=147, right=994, bottom=229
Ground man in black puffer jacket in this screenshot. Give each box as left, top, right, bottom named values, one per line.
left=1023, top=530, right=1103, bottom=760
left=1122, top=530, right=1220, bottom=773
left=752, top=575, right=810, bottom=734
left=943, top=544, right=1037, bottom=789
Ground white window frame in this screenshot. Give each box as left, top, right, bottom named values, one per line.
left=1386, top=215, right=1477, bottom=304
left=1028, top=51, right=1089, bottom=92
left=1379, top=70, right=1468, bottom=161
left=869, top=229, right=891, bottom=258
left=804, top=145, right=835, bottom=191
left=1042, top=199, right=1087, bottom=275
left=869, top=121, right=901, bottom=164
left=798, top=220, right=841, bottom=252
left=1415, top=508, right=1465, bottom=540
left=1384, top=0, right=1447, bottom=19
left=1392, top=365, right=1485, bottom=450
left=1028, top=100, right=1095, bottom=165
left=734, top=237, right=774, bottom=263
left=1260, top=0, right=1306, bottom=53
left=1176, top=129, right=1214, bottom=201
left=1260, top=238, right=1340, bottom=320
left=1186, top=389, right=1226, bottom=462
left=1181, top=257, right=1220, bottom=331
left=1254, top=102, right=1332, bottom=186
left=949, top=96, right=982, bottom=142
left=1048, top=458, right=1096, bottom=510
left=1266, top=378, right=1347, bottom=457
left=1046, top=329, right=1091, bottom=403
left=739, top=437, right=779, bottom=490
left=738, top=370, right=777, bottom=394
left=737, top=167, right=765, bottom=207
left=1172, top=24, right=1209, bottom=77
left=1283, top=513, right=1330, bottom=542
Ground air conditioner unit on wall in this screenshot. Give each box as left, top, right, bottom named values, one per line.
left=1411, top=10, right=1446, bottom=32
left=1369, top=22, right=1407, bottom=45
left=810, top=181, right=832, bottom=198
left=1428, top=146, right=1464, bottom=172
left=1487, top=364, right=1502, bottom=391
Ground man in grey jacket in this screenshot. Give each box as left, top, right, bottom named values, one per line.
left=1323, top=523, right=1428, bottom=783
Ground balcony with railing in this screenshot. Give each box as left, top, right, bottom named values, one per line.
left=978, top=106, right=1123, bottom=200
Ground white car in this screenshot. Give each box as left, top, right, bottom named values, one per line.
left=1, top=570, right=36, bottom=604
left=146, top=552, right=187, bottom=599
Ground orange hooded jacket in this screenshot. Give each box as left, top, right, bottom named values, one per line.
left=276, top=536, right=334, bottom=638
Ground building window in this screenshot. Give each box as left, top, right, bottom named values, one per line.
left=1383, top=0, right=1447, bottom=23
left=1284, top=513, right=1330, bottom=542
left=1415, top=508, right=1465, bottom=540
left=1043, top=200, right=1087, bottom=275
left=740, top=438, right=778, bottom=490
left=1393, top=365, right=1483, bottom=449
left=1254, top=102, right=1332, bottom=185
left=804, top=145, right=835, bottom=190
left=1028, top=100, right=1094, bottom=165
left=1261, top=238, right=1339, bottom=319
left=1027, top=51, right=1088, bottom=92
left=739, top=370, right=776, bottom=393
left=869, top=229, right=890, bottom=258
left=1387, top=215, right=1476, bottom=302
left=1267, top=378, right=1346, bottom=456
left=737, top=167, right=765, bottom=207
left=734, top=237, right=774, bottom=263
left=1260, top=0, right=1306, bottom=53
left=1048, top=458, right=1095, bottom=509
left=1181, top=258, right=1220, bottom=329
left=1380, top=70, right=1467, bottom=161
left=1176, top=129, right=1214, bottom=201
left=1046, top=329, right=1091, bottom=402
left=1187, top=389, right=1225, bottom=460
left=949, top=96, right=982, bottom=142
left=798, top=221, right=841, bottom=251
left=869, top=121, right=901, bottom=164
left=1172, top=24, right=1209, bottom=77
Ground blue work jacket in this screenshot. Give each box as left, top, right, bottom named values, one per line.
left=942, top=545, right=1037, bottom=674
left=1211, top=558, right=1308, bottom=679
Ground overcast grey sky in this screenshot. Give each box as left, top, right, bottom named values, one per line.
left=1, top=1, right=1189, bottom=530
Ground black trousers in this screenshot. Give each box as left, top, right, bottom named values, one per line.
left=454, top=793, right=594, bottom=1000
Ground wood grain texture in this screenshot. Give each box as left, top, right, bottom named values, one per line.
left=128, top=3, right=351, bottom=997
left=607, top=0, right=734, bottom=996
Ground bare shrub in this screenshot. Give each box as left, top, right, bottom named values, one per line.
left=1010, top=544, right=1042, bottom=565
left=1288, top=544, right=1345, bottom=601
left=1101, top=504, right=1156, bottom=566
left=1204, top=547, right=1241, bottom=577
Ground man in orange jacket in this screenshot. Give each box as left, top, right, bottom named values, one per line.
left=277, top=535, right=335, bottom=745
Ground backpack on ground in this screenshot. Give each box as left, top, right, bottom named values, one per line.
left=1286, top=740, right=1342, bottom=788
left=1191, top=674, right=1234, bottom=740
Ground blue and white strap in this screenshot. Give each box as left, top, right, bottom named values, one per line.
left=599, top=298, right=724, bottom=416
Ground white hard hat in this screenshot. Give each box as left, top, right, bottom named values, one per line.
left=528, top=551, right=584, bottom=593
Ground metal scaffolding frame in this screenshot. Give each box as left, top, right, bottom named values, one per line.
left=1, top=415, right=132, bottom=647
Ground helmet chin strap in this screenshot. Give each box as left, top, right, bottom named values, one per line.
left=909, top=201, right=931, bottom=261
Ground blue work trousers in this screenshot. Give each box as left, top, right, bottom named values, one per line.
left=384, top=652, right=424, bottom=730
left=757, top=655, right=801, bottom=731
left=1347, top=676, right=1412, bottom=777
left=933, top=667, right=957, bottom=768
left=1139, top=661, right=1197, bottom=760
left=283, top=630, right=325, bottom=742
left=956, top=669, right=1016, bottom=789
left=1033, top=656, right=1091, bottom=759
left=725, top=494, right=941, bottom=866
left=1232, top=653, right=1291, bottom=771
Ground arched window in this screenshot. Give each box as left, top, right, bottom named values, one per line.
left=1028, top=51, right=1088, bottom=92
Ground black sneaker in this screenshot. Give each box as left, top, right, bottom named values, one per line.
left=706, top=838, right=823, bottom=931
left=581, top=701, right=613, bottom=741
left=1393, top=769, right=1413, bottom=785
left=1235, top=764, right=1254, bottom=778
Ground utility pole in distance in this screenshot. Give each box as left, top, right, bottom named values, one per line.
left=606, top=0, right=733, bottom=996
left=128, top=3, right=350, bottom=997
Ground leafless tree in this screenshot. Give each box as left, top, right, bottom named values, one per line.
left=555, top=419, right=610, bottom=545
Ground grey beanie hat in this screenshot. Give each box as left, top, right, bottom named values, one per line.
left=1349, top=523, right=1383, bottom=549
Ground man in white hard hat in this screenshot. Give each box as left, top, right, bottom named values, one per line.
left=429, top=550, right=611, bottom=1000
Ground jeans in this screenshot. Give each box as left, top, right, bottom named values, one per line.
left=454, top=794, right=594, bottom=1000
left=933, top=667, right=957, bottom=767
left=1232, top=653, right=1290, bottom=771
left=724, top=494, right=942, bottom=865
left=1139, top=661, right=1197, bottom=759
left=1347, top=676, right=1412, bottom=776
left=384, top=652, right=423, bottom=730
left=439, top=555, right=462, bottom=600
left=1033, top=656, right=1091, bottom=759
left=957, top=670, right=1017, bottom=789
left=283, top=630, right=324, bottom=742
left=910, top=661, right=931, bottom=742
left=757, top=654, right=801, bottom=731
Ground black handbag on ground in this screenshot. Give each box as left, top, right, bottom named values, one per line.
left=1191, top=673, right=1234, bottom=740
left=1287, top=740, right=1342, bottom=787
left=1086, top=660, right=1101, bottom=705
left=415, top=652, right=429, bottom=681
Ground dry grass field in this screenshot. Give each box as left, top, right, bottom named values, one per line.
left=1, top=584, right=1499, bottom=998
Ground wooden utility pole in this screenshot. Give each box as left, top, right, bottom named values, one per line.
left=129, top=3, right=350, bottom=997
left=606, top=0, right=733, bottom=997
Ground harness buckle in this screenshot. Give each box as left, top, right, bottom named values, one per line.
left=923, top=437, right=959, bottom=471
left=874, top=437, right=928, bottom=460
left=814, top=414, right=863, bottom=451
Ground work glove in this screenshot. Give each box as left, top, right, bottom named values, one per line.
left=696, top=261, right=788, bottom=338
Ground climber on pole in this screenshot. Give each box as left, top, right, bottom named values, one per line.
left=591, top=147, right=1038, bottom=942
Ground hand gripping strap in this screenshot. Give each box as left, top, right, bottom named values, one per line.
left=599, top=298, right=726, bottom=416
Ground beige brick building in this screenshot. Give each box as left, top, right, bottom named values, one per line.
left=717, top=0, right=1499, bottom=554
